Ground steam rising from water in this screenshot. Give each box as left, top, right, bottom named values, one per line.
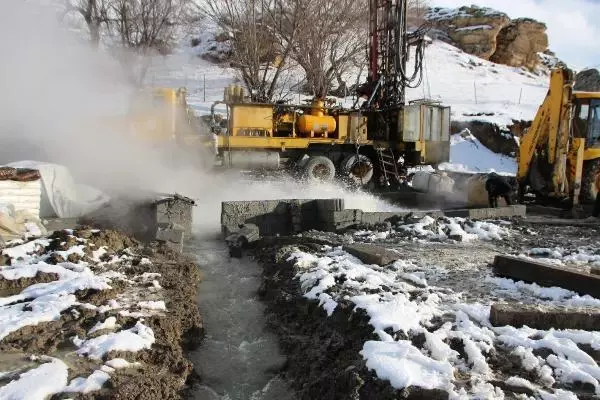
left=0, top=1, right=400, bottom=236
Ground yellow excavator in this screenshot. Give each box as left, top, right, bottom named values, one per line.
left=517, top=67, right=600, bottom=206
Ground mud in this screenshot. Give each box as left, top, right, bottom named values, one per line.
left=251, top=217, right=600, bottom=399
left=0, top=228, right=203, bottom=399
left=255, top=242, right=449, bottom=400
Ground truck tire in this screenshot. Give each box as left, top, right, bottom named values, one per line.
left=340, top=154, right=374, bottom=185
left=304, top=156, right=336, bottom=183
left=581, top=159, right=600, bottom=203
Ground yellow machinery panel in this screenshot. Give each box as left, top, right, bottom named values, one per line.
left=231, top=105, right=273, bottom=137
left=337, top=115, right=348, bottom=141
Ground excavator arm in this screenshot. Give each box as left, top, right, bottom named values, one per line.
left=517, top=68, right=575, bottom=198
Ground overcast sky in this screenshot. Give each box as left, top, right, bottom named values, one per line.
left=431, top=0, right=600, bottom=70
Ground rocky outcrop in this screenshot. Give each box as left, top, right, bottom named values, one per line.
left=574, top=69, right=600, bottom=92
left=490, top=18, right=549, bottom=70
left=426, top=6, right=510, bottom=60
left=426, top=6, right=550, bottom=70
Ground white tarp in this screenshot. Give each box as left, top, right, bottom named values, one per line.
left=0, top=179, right=41, bottom=219
left=5, top=161, right=110, bottom=219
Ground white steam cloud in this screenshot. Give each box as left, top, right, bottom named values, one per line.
left=0, top=0, right=399, bottom=236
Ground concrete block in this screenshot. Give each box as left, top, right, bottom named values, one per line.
left=490, top=302, right=600, bottom=330
left=221, top=199, right=337, bottom=237
left=156, top=222, right=185, bottom=245
left=154, top=194, right=195, bottom=237
left=445, top=205, right=526, bottom=219
left=493, top=255, right=600, bottom=299
left=360, top=212, right=402, bottom=226
left=315, top=199, right=345, bottom=221
left=343, top=243, right=402, bottom=266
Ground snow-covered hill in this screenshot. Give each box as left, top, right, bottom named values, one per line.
left=148, top=36, right=549, bottom=129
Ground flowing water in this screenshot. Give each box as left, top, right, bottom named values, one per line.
left=185, top=237, right=295, bottom=400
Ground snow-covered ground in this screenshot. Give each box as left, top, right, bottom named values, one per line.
left=0, top=230, right=166, bottom=398
left=442, top=132, right=518, bottom=175
left=288, top=239, right=600, bottom=399
left=147, top=24, right=549, bottom=130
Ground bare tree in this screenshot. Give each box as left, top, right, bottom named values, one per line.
left=64, top=0, right=110, bottom=47
left=108, top=0, right=192, bottom=85
left=291, top=0, right=367, bottom=99
left=200, top=0, right=304, bottom=102
left=407, top=0, right=429, bottom=29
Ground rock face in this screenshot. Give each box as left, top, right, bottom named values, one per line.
left=491, top=18, right=549, bottom=70
left=574, top=69, right=600, bottom=92
left=427, top=6, right=510, bottom=60
left=426, top=6, right=549, bottom=70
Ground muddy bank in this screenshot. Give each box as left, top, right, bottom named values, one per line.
left=0, top=227, right=203, bottom=399
left=254, top=240, right=446, bottom=400
left=251, top=218, right=600, bottom=399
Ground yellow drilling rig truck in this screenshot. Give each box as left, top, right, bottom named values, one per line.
left=517, top=68, right=600, bottom=206
left=209, top=0, right=451, bottom=188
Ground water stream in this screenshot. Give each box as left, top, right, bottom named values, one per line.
left=185, top=237, right=295, bottom=400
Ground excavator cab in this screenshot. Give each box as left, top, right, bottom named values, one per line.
left=573, top=97, right=600, bottom=147
left=586, top=100, right=600, bottom=147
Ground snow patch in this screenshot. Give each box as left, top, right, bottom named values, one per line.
left=76, top=321, right=155, bottom=360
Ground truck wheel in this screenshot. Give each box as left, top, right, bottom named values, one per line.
left=580, top=159, right=600, bottom=203
left=340, top=154, right=374, bottom=185
left=304, top=156, right=336, bottom=183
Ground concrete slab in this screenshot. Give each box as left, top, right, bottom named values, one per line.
left=490, top=302, right=600, bottom=330
left=493, top=255, right=600, bottom=299
left=43, top=218, right=79, bottom=232
left=343, top=243, right=402, bottom=266
left=445, top=205, right=526, bottom=219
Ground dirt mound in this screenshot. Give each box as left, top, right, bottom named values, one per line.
left=255, top=242, right=447, bottom=400
left=0, top=229, right=202, bottom=399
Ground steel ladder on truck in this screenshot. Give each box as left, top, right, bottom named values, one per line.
left=376, top=148, right=400, bottom=186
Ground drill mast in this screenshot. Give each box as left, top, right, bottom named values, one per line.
left=365, top=0, right=426, bottom=110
